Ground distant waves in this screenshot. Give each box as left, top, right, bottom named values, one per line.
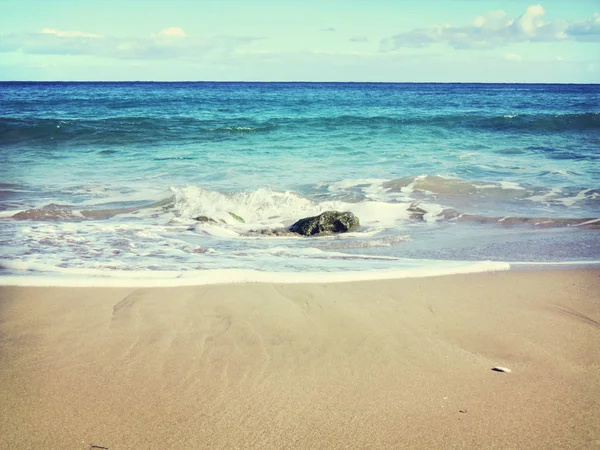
left=1, top=112, right=599, bottom=148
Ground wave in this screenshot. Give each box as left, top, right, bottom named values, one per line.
left=382, top=175, right=527, bottom=195
left=379, top=175, right=600, bottom=208
left=1, top=112, right=597, bottom=146
left=0, top=117, right=275, bottom=147
left=7, top=197, right=173, bottom=221
left=4, top=181, right=599, bottom=232
left=1, top=185, right=418, bottom=227
left=172, top=186, right=315, bottom=226
left=274, top=112, right=600, bottom=133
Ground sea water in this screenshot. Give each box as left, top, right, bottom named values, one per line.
left=1, top=82, right=599, bottom=284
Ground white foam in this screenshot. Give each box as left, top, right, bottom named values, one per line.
left=0, top=210, right=22, bottom=218
left=172, top=186, right=314, bottom=226
left=324, top=178, right=388, bottom=192
left=509, top=260, right=600, bottom=266
left=253, top=246, right=401, bottom=261
left=344, top=201, right=411, bottom=226
left=498, top=181, right=526, bottom=191
left=0, top=260, right=176, bottom=277
left=194, top=224, right=242, bottom=238
left=0, top=260, right=510, bottom=287
left=0, top=188, right=34, bottom=193
left=171, top=185, right=424, bottom=230
left=572, top=218, right=600, bottom=227
left=554, top=189, right=598, bottom=207
left=527, top=187, right=562, bottom=203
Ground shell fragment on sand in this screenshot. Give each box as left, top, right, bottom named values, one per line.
left=491, top=366, right=512, bottom=373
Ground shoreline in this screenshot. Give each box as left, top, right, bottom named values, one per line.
left=2, top=260, right=600, bottom=287
left=0, top=260, right=510, bottom=287
left=1, top=269, right=599, bottom=448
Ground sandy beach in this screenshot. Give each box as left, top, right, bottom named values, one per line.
left=1, top=269, right=599, bottom=449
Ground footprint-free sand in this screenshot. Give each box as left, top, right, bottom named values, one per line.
left=1, top=270, right=599, bottom=449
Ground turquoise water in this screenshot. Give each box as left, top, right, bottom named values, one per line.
left=1, top=82, right=599, bottom=280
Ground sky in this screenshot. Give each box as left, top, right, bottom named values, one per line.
left=0, top=0, right=599, bottom=82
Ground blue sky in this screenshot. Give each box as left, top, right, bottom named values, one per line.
left=1, top=0, right=599, bottom=82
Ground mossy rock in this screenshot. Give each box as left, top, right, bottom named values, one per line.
left=193, top=215, right=217, bottom=223
left=229, top=212, right=245, bottom=223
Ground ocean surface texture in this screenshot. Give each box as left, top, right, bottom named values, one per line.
left=1, top=82, right=599, bottom=281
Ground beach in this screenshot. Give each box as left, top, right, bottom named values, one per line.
left=1, top=81, right=599, bottom=449
left=2, top=1, right=599, bottom=447
left=1, top=269, right=599, bottom=449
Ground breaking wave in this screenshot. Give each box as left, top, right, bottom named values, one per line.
left=3, top=178, right=598, bottom=231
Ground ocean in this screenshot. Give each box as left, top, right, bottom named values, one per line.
left=1, top=82, right=599, bottom=284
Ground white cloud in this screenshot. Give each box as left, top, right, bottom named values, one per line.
left=472, top=10, right=513, bottom=31
left=41, top=28, right=104, bottom=38
left=156, top=27, right=187, bottom=38
left=384, top=5, right=600, bottom=50
left=473, top=16, right=486, bottom=28
left=513, top=4, right=545, bottom=36
left=0, top=28, right=259, bottom=60
left=504, top=53, right=523, bottom=62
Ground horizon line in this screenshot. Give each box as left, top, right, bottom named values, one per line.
left=1, top=80, right=599, bottom=85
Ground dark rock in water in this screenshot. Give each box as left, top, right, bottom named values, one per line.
left=408, top=203, right=427, bottom=221
left=193, top=215, right=217, bottom=223
left=289, top=211, right=359, bottom=236
left=245, top=228, right=298, bottom=237
left=11, top=196, right=176, bottom=222
left=193, top=213, right=244, bottom=224
left=12, top=208, right=83, bottom=221
left=438, top=208, right=460, bottom=220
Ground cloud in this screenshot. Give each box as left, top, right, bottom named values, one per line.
left=383, top=5, right=600, bottom=50
left=0, top=27, right=259, bottom=60
left=155, top=27, right=187, bottom=38
left=567, top=12, right=600, bottom=42
left=349, top=36, right=368, bottom=43
left=504, top=53, right=523, bottom=62
left=41, top=28, right=104, bottom=38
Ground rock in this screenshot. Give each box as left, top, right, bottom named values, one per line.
left=229, top=212, right=245, bottom=223
left=438, top=208, right=460, bottom=220
left=193, top=213, right=244, bottom=224
left=193, top=215, right=217, bottom=223
left=289, top=211, right=359, bottom=236
left=244, top=228, right=298, bottom=237
left=191, top=247, right=211, bottom=254
left=491, top=366, right=511, bottom=373
left=408, top=203, right=427, bottom=220
left=12, top=208, right=83, bottom=221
